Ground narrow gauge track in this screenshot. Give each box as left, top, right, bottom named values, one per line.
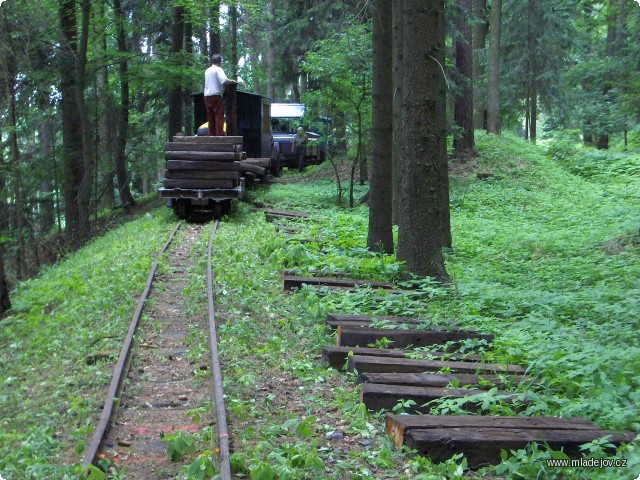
left=82, top=220, right=231, bottom=479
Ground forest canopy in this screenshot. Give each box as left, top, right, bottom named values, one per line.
left=0, top=0, right=639, bottom=303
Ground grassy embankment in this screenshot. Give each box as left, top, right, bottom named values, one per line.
left=0, top=132, right=638, bottom=479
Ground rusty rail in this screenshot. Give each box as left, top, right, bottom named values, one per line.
left=207, top=220, right=232, bottom=479
left=83, top=221, right=183, bottom=467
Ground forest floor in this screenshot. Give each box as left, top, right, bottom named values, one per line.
left=1, top=132, right=638, bottom=479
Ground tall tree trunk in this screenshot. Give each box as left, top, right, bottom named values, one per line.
left=243, top=6, right=262, bottom=93
left=95, top=0, right=115, bottom=210
left=526, top=0, right=538, bottom=143
left=397, top=0, right=450, bottom=282
left=530, top=81, right=537, bottom=142
left=76, top=0, right=94, bottom=241
left=229, top=3, right=239, bottom=79
left=453, top=0, right=476, bottom=161
left=391, top=0, right=404, bottom=225
left=184, top=18, right=194, bottom=134
left=168, top=6, right=185, bottom=140
left=0, top=15, right=27, bottom=276
left=598, top=0, right=620, bottom=150
left=266, top=0, right=276, bottom=100
left=486, top=0, right=501, bottom=134
left=368, top=0, right=394, bottom=254
left=199, top=23, right=209, bottom=58
left=0, top=162, right=9, bottom=313
left=114, top=0, right=136, bottom=207
left=5, top=73, right=27, bottom=279
left=524, top=87, right=530, bottom=140
left=472, top=0, right=488, bottom=129
left=39, top=90, right=56, bottom=233
left=59, top=0, right=84, bottom=248
left=209, top=1, right=221, bottom=56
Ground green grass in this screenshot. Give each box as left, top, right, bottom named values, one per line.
left=0, top=132, right=638, bottom=479
left=0, top=209, right=178, bottom=478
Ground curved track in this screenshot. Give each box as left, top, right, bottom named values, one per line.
left=82, top=220, right=231, bottom=478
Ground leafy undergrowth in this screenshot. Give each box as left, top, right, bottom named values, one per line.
left=215, top=132, right=638, bottom=479
left=0, top=209, right=178, bottom=478
left=1, top=133, right=639, bottom=479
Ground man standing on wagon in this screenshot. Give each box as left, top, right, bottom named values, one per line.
left=204, top=54, right=236, bottom=136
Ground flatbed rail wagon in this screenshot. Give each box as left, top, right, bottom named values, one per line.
left=158, top=87, right=272, bottom=219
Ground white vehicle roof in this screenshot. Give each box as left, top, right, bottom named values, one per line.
left=271, top=103, right=304, bottom=118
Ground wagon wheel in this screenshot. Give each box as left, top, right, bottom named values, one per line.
left=212, top=201, right=223, bottom=219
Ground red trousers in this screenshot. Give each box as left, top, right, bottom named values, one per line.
left=204, top=95, right=225, bottom=136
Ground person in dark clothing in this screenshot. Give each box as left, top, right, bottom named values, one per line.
left=291, top=127, right=309, bottom=172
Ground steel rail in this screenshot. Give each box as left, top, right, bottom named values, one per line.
left=207, top=220, right=232, bottom=479
left=82, top=221, right=183, bottom=468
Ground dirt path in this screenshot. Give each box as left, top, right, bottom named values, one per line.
left=99, top=225, right=211, bottom=478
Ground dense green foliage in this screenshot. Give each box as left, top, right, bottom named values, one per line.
left=0, top=209, right=177, bottom=478
left=1, top=133, right=638, bottom=478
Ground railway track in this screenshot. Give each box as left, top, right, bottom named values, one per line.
left=82, top=221, right=231, bottom=479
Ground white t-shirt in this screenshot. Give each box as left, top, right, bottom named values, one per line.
left=204, top=64, right=228, bottom=96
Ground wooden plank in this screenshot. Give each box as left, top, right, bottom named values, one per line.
left=163, top=179, right=237, bottom=189
left=347, top=355, right=525, bottom=375
left=164, top=170, right=240, bottom=180
left=360, top=372, right=524, bottom=389
left=404, top=427, right=636, bottom=467
left=164, top=142, right=241, bottom=152
left=264, top=209, right=310, bottom=218
left=321, top=346, right=483, bottom=370
left=166, top=160, right=240, bottom=171
left=384, top=415, right=602, bottom=448
left=337, top=326, right=494, bottom=349
left=283, top=275, right=394, bottom=291
left=360, top=383, right=521, bottom=413
left=165, top=160, right=265, bottom=176
left=236, top=162, right=267, bottom=176
left=243, top=158, right=271, bottom=168
left=172, top=135, right=244, bottom=144
left=165, top=151, right=244, bottom=162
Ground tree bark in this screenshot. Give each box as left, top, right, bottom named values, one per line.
left=95, top=0, right=115, bottom=210
left=39, top=103, right=55, bottom=235
left=486, top=0, right=501, bottom=134
left=168, top=6, right=185, bottom=140
left=397, top=0, right=450, bottom=282
left=472, top=0, right=488, bottom=129
left=184, top=18, right=194, bottom=134
left=229, top=3, right=239, bottom=79
left=453, top=0, right=476, bottom=160
left=367, top=0, right=394, bottom=254
left=598, top=0, right=620, bottom=150
left=210, top=1, right=221, bottom=56
left=391, top=0, right=404, bottom=225
left=526, top=0, right=537, bottom=143
left=0, top=165, right=9, bottom=313
left=530, top=80, right=537, bottom=142
left=59, top=0, right=85, bottom=248
left=6, top=76, right=27, bottom=279
left=76, top=0, right=94, bottom=240
left=114, top=0, right=136, bottom=207
left=243, top=5, right=262, bottom=93
left=267, top=0, right=276, bottom=100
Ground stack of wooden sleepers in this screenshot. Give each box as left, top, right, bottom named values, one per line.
left=321, top=312, right=635, bottom=468
left=162, top=135, right=268, bottom=193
